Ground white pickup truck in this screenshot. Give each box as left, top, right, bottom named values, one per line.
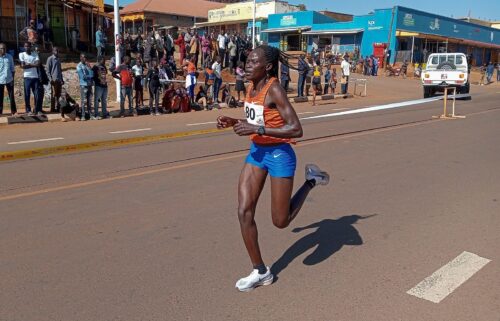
left=421, top=53, right=470, bottom=98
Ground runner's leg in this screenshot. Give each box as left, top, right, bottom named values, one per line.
left=270, top=177, right=313, bottom=229
left=238, top=163, right=268, bottom=266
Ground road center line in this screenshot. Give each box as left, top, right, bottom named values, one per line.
left=407, top=251, right=491, bottom=303
left=109, top=128, right=152, bottom=134
left=187, top=121, right=217, bottom=126
left=331, top=108, right=349, bottom=111
left=297, top=111, right=315, bottom=115
left=7, top=137, right=64, bottom=145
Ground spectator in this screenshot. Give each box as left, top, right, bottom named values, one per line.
left=165, top=30, right=175, bottom=60
left=0, top=43, right=17, bottom=116
left=184, top=29, right=192, bottom=55
left=196, top=85, right=208, bottom=110
left=486, top=62, right=494, bottom=83
left=372, top=56, right=379, bottom=76
left=212, top=56, right=222, bottom=103
left=297, top=54, right=308, bottom=97
left=19, top=42, right=41, bottom=116
left=184, top=55, right=197, bottom=103
left=36, top=17, right=45, bottom=49
left=144, top=31, right=155, bottom=68
left=58, top=90, right=79, bottom=121
left=305, top=57, right=313, bottom=96
left=174, top=33, right=186, bottom=66
left=71, top=27, right=79, bottom=52
left=92, top=55, right=109, bottom=119
left=235, top=61, right=246, bottom=103
left=228, top=36, right=237, bottom=74
left=76, top=53, right=94, bottom=121
left=112, top=56, right=136, bottom=117
left=497, top=63, right=500, bottom=82
left=217, top=33, right=226, bottom=68
left=312, top=64, right=322, bottom=106
left=190, top=33, right=200, bottom=70
left=479, top=63, right=486, bottom=86
left=201, top=34, right=211, bottom=68
left=95, top=25, right=107, bottom=57
left=210, top=32, right=219, bottom=62
left=204, top=61, right=215, bottom=104
left=323, top=64, right=331, bottom=95
left=146, top=60, right=161, bottom=116
left=401, top=60, right=408, bottom=79
left=280, top=60, right=290, bottom=92
left=46, top=46, right=64, bottom=115
left=19, top=20, right=38, bottom=46
left=340, top=56, right=351, bottom=94
left=132, top=59, right=144, bottom=109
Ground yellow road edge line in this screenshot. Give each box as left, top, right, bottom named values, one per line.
left=0, top=127, right=228, bottom=162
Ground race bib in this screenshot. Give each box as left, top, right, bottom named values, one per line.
left=244, top=102, right=264, bottom=126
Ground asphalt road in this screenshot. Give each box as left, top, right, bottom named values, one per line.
left=0, top=79, right=499, bottom=321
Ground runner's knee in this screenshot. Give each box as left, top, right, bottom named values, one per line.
left=237, top=206, right=254, bottom=225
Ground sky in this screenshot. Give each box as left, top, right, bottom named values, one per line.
left=107, top=0, right=500, bottom=22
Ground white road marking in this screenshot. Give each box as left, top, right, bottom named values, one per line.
left=407, top=251, right=491, bottom=303
left=7, top=137, right=64, bottom=145
left=109, top=128, right=152, bottom=134
left=331, top=108, right=349, bottom=111
left=186, top=121, right=217, bottom=126
left=297, top=111, right=315, bottom=115
left=301, top=97, right=444, bottom=120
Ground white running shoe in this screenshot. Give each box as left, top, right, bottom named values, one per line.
left=305, top=164, right=330, bottom=186
left=235, top=267, right=273, bottom=292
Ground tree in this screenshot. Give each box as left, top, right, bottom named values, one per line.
left=297, top=4, right=306, bottom=11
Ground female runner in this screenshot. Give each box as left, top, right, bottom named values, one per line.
left=217, top=45, right=330, bottom=292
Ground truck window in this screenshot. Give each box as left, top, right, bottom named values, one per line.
left=455, top=55, right=463, bottom=64
left=431, top=56, right=439, bottom=64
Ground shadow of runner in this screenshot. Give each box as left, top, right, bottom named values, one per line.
left=271, top=215, right=376, bottom=278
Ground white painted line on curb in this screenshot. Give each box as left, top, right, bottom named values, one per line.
left=297, top=112, right=315, bottom=115
left=7, top=137, right=64, bottom=145
left=109, top=128, right=152, bottom=134
left=301, top=97, right=443, bottom=120
left=186, top=121, right=218, bottom=126
left=407, top=251, right=491, bottom=303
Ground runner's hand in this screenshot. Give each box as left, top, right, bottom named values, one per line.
left=217, top=116, right=238, bottom=129
left=233, top=120, right=258, bottom=136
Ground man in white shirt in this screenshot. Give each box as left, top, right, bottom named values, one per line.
left=19, top=42, right=41, bottom=115
left=340, top=56, right=351, bottom=95
left=212, top=56, right=222, bottom=103
left=217, top=33, right=226, bottom=68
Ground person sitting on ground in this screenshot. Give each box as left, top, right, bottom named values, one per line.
left=204, top=62, right=215, bottom=103
left=58, top=90, right=79, bottom=121
left=171, top=87, right=190, bottom=113
left=196, top=85, right=209, bottom=110
left=162, top=83, right=176, bottom=113
left=221, top=83, right=236, bottom=108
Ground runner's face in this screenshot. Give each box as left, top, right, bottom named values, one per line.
left=245, top=49, right=267, bottom=81
left=0, top=45, right=5, bottom=56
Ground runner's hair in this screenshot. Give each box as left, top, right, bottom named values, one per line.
left=255, top=45, right=298, bottom=78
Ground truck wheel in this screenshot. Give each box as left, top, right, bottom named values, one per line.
left=423, top=87, right=431, bottom=98
left=436, top=61, right=457, bottom=70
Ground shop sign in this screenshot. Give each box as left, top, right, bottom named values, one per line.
left=453, top=24, right=460, bottom=33
left=368, top=20, right=383, bottom=31
left=429, top=18, right=440, bottom=31
left=403, top=14, right=415, bottom=27
left=280, top=15, right=297, bottom=27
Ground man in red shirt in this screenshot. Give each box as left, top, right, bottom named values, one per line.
left=112, top=56, right=136, bottom=117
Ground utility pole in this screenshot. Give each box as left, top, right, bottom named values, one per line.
left=114, top=0, right=121, bottom=102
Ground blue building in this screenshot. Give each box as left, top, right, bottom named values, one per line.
left=264, top=6, right=500, bottom=66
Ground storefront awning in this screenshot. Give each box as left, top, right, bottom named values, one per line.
left=302, top=28, right=363, bottom=35
left=194, top=18, right=264, bottom=28
left=262, top=26, right=311, bottom=33
left=396, top=30, right=500, bottom=50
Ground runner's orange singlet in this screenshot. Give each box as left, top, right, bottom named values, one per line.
left=244, top=77, right=294, bottom=145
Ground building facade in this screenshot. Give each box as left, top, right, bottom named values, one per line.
left=266, top=7, right=500, bottom=66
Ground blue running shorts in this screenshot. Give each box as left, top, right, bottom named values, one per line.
left=245, top=142, right=297, bottom=178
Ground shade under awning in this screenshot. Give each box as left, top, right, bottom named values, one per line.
left=302, top=28, right=364, bottom=35
left=262, top=26, right=311, bottom=33
left=194, top=18, right=264, bottom=28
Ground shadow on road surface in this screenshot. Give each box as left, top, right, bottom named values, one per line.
left=271, top=214, right=376, bottom=279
